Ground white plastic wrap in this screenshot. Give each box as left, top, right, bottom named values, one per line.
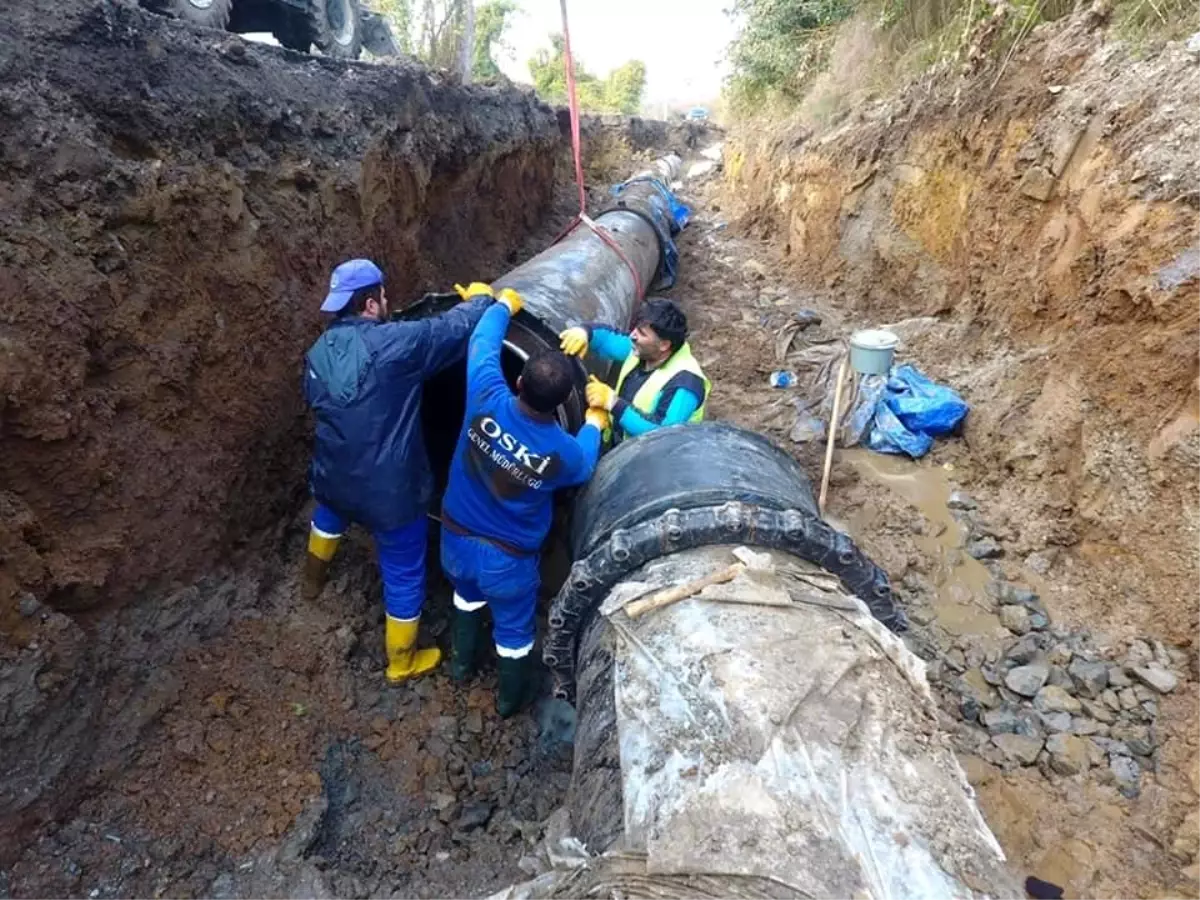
left=500, top=546, right=1021, bottom=899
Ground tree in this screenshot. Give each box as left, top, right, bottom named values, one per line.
left=458, top=0, right=474, bottom=82
left=527, top=36, right=646, bottom=114
left=374, top=0, right=519, bottom=77
left=725, top=0, right=857, bottom=108
left=604, top=60, right=646, bottom=114
left=374, top=0, right=413, bottom=53
left=528, top=34, right=568, bottom=101
left=414, top=0, right=465, bottom=70
left=472, top=0, right=517, bottom=81
left=375, top=0, right=473, bottom=71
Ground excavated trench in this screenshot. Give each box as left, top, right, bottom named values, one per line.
left=1, top=4, right=731, bottom=896
left=0, top=0, right=581, bottom=892
left=5, top=1, right=1197, bottom=898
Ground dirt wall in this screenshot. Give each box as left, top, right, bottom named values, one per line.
left=725, top=14, right=1199, bottom=645
left=0, top=0, right=560, bottom=863
left=572, top=113, right=721, bottom=183
left=0, top=0, right=560, bottom=618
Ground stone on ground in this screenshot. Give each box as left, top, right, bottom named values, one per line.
left=1006, top=661, right=1051, bottom=697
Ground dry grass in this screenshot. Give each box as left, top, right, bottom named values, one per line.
left=728, top=0, right=1195, bottom=125
left=749, top=0, right=995, bottom=129
left=1113, top=0, right=1200, bottom=44
left=797, top=18, right=891, bottom=128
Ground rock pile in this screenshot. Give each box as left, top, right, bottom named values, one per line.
left=936, top=624, right=1185, bottom=797
left=896, top=488, right=1188, bottom=800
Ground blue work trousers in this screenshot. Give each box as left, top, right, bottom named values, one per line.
left=311, top=503, right=428, bottom=620
left=439, top=529, right=539, bottom=657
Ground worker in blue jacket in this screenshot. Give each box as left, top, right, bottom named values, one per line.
left=302, top=258, right=497, bottom=684
left=440, top=289, right=608, bottom=717
left=557, top=297, right=711, bottom=444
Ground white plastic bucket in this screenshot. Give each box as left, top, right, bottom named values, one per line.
left=849, top=329, right=899, bottom=376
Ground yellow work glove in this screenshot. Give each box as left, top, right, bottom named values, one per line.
left=496, top=287, right=523, bottom=316
left=454, top=281, right=494, bottom=300
left=584, top=407, right=611, bottom=431
left=558, top=326, right=589, bottom=358
left=586, top=375, right=617, bottom=411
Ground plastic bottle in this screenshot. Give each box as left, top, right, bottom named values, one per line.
left=769, top=370, right=796, bottom=388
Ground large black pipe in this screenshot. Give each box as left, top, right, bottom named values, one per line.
left=489, top=193, right=661, bottom=431
left=546, top=423, right=904, bottom=701
left=403, top=160, right=901, bottom=705
left=410, top=163, right=679, bottom=487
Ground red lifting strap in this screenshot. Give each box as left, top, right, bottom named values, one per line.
left=555, top=0, right=645, bottom=303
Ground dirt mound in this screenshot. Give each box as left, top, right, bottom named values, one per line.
left=725, top=14, right=1199, bottom=646
left=0, top=0, right=560, bottom=866
left=0, top=0, right=558, bottom=617
left=712, top=13, right=1198, bottom=895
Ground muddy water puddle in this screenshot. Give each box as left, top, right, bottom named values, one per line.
left=841, top=448, right=1007, bottom=640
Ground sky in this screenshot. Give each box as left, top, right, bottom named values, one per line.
left=494, top=0, right=736, bottom=109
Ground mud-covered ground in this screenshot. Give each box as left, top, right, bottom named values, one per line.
left=2, top=1, right=1195, bottom=896
left=5, top=526, right=578, bottom=899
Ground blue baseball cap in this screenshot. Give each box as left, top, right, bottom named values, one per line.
left=321, top=259, right=384, bottom=313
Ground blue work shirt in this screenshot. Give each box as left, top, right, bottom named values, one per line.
left=304, top=296, right=491, bottom=533
left=442, top=304, right=602, bottom=554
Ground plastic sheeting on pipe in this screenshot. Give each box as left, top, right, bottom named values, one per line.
left=495, top=545, right=1021, bottom=900
left=545, top=423, right=904, bottom=702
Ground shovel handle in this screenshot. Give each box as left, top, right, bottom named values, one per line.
left=818, top=356, right=850, bottom=517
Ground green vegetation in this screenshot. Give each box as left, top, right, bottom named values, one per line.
left=528, top=35, right=648, bottom=114
left=373, top=0, right=518, bottom=81
left=1112, top=0, right=1198, bottom=44
left=472, top=0, right=517, bottom=80
left=724, top=0, right=1197, bottom=116
left=725, top=0, right=858, bottom=109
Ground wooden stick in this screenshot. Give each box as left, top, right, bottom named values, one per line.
left=624, top=563, right=746, bottom=619
left=818, top=355, right=850, bottom=517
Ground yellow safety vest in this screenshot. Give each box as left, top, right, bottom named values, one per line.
left=613, top=341, right=711, bottom=434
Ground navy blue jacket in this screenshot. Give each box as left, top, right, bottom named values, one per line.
left=304, top=296, right=491, bottom=532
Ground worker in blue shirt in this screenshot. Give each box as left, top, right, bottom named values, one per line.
left=558, top=297, right=711, bottom=443
left=303, top=258, right=497, bottom=684
left=440, top=288, right=608, bottom=717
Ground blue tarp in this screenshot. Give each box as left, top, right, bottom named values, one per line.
left=608, top=175, right=690, bottom=289
left=853, top=364, right=969, bottom=458
left=616, top=175, right=692, bottom=232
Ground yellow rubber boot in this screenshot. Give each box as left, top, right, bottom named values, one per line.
left=302, top=526, right=341, bottom=600
left=385, top=615, right=442, bottom=682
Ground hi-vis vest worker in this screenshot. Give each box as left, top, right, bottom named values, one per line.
left=440, top=291, right=606, bottom=718
left=559, top=297, right=711, bottom=443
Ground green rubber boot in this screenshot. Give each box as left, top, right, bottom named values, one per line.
left=450, top=607, right=486, bottom=683
left=496, top=655, right=534, bottom=718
